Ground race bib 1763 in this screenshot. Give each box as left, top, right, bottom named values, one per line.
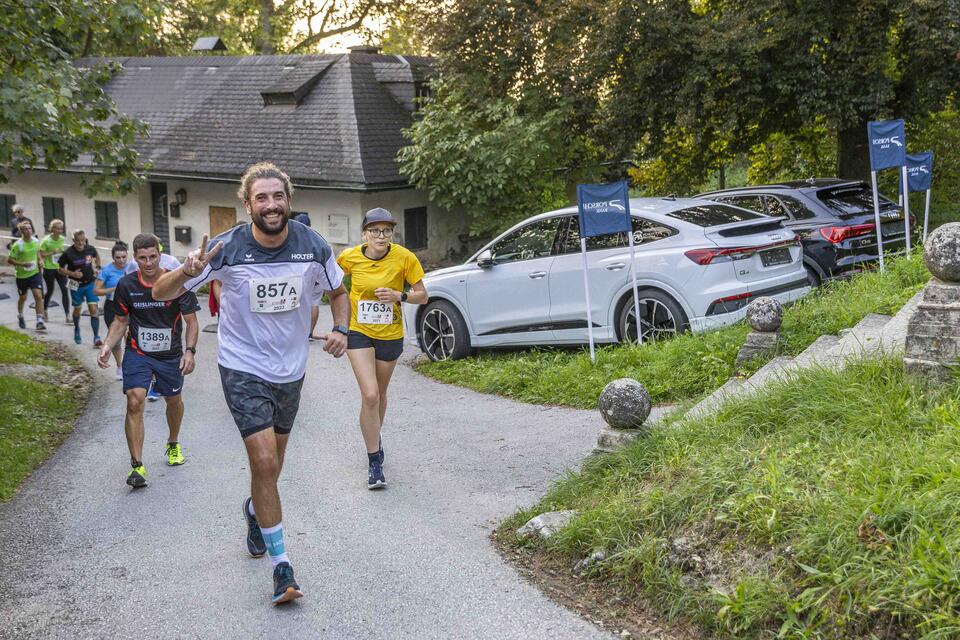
left=357, top=300, right=394, bottom=325
left=249, top=275, right=302, bottom=313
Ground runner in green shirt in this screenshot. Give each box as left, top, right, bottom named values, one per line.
left=39, top=218, right=70, bottom=323
left=7, top=221, right=46, bottom=331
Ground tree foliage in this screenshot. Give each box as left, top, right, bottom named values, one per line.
left=0, top=0, right=149, bottom=195
left=400, top=0, right=960, bottom=232
left=398, top=79, right=597, bottom=236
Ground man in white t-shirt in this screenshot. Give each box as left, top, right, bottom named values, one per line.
left=153, top=163, right=350, bottom=605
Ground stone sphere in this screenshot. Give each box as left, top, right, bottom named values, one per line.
left=598, top=378, right=651, bottom=430
left=924, top=222, right=960, bottom=283
left=746, top=296, right=783, bottom=332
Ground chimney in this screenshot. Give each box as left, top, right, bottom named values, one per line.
left=347, top=44, right=381, bottom=54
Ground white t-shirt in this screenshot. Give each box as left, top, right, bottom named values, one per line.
left=125, top=253, right=181, bottom=274
left=184, top=221, right=343, bottom=383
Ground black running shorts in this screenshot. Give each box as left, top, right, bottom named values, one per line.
left=218, top=365, right=305, bottom=438
left=346, top=330, right=404, bottom=362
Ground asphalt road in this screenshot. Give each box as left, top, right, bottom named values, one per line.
left=0, top=279, right=612, bottom=640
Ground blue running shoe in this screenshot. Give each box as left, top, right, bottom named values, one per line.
left=368, top=458, right=386, bottom=490
left=74, top=326, right=81, bottom=344
left=242, top=497, right=266, bottom=557
left=272, top=562, right=303, bottom=605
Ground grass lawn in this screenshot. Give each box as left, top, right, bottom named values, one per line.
left=417, top=253, right=930, bottom=408
left=503, top=356, right=960, bottom=638
left=0, top=327, right=87, bottom=500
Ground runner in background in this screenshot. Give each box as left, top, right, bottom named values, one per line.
left=95, top=241, right=129, bottom=381
left=8, top=221, right=46, bottom=332
left=39, top=219, right=70, bottom=324
left=97, top=234, right=199, bottom=488
left=58, top=230, right=101, bottom=346
left=337, top=208, right=427, bottom=489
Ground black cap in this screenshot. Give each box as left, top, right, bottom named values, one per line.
left=362, top=207, right=397, bottom=229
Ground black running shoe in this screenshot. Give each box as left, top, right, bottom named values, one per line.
left=272, top=562, right=303, bottom=605
left=243, top=497, right=266, bottom=557
left=368, top=458, right=386, bottom=490
left=17, top=316, right=25, bottom=329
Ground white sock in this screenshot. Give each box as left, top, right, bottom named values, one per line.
left=260, top=522, right=290, bottom=566
left=247, top=500, right=255, bottom=517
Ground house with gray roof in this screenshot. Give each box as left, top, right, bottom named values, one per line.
left=0, top=48, right=469, bottom=261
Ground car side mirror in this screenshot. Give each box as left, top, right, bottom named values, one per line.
left=477, top=249, right=494, bottom=269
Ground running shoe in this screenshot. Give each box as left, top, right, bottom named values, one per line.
left=64, top=316, right=73, bottom=325
left=114, top=366, right=123, bottom=381
left=367, top=458, right=386, bottom=490
left=126, top=465, right=147, bottom=488
left=242, top=497, right=266, bottom=557
left=165, top=442, right=185, bottom=466
left=94, top=336, right=103, bottom=347
left=73, top=327, right=81, bottom=344
left=147, top=380, right=159, bottom=402
left=17, top=316, right=25, bottom=329
left=272, top=562, right=303, bottom=605
left=35, top=319, right=46, bottom=332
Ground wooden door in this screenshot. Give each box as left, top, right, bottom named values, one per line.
left=209, top=206, right=236, bottom=237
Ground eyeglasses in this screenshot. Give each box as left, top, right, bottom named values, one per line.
left=367, top=228, right=394, bottom=238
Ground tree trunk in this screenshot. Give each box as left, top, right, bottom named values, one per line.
left=837, top=118, right=871, bottom=181
left=258, top=0, right=275, bottom=55
left=718, top=164, right=726, bottom=190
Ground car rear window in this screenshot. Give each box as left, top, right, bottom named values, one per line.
left=817, top=185, right=897, bottom=216
left=667, top=204, right=763, bottom=227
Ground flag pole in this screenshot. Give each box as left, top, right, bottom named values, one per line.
left=580, top=237, right=595, bottom=363
left=901, top=165, right=911, bottom=255
left=870, top=170, right=886, bottom=272
left=923, top=189, right=931, bottom=242
left=626, top=223, right=641, bottom=343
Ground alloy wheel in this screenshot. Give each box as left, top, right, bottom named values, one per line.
left=623, top=297, right=678, bottom=343
left=422, top=308, right=457, bottom=360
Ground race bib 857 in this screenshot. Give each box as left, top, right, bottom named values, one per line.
left=249, top=275, right=302, bottom=313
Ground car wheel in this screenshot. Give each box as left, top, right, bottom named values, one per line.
left=419, top=300, right=473, bottom=361
left=616, top=290, right=689, bottom=344
left=805, top=265, right=822, bottom=288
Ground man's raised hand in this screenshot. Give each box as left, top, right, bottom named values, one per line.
left=183, top=234, right=223, bottom=277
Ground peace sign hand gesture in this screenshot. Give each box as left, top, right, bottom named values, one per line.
left=183, top=234, right=223, bottom=278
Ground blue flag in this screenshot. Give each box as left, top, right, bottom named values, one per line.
left=867, top=119, right=907, bottom=171
left=576, top=181, right=631, bottom=238
left=906, top=151, right=933, bottom=192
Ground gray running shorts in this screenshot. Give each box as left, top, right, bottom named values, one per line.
left=218, top=365, right=305, bottom=438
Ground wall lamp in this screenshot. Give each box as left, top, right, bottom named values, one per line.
left=175, top=188, right=188, bottom=206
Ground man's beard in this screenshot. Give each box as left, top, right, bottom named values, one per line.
left=252, top=208, right=289, bottom=236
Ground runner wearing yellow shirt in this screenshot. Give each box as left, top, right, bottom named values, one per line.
left=337, top=208, right=427, bottom=489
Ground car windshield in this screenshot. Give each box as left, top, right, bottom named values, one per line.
left=666, top=204, right=762, bottom=227
left=817, top=185, right=897, bottom=216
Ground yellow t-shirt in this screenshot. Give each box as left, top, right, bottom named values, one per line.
left=337, top=243, right=426, bottom=340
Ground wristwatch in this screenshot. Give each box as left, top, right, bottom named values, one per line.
left=400, top=292, right=408, bottom=302
left=332, top=324, right=349, bottom=336
left=185, top=346, right=197, bottom=354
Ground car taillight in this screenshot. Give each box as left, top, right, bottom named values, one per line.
left=684, top=236, right=800, bottom=266
left=819, top=223, right=875, bottom=245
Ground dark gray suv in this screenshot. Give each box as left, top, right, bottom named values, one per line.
left=698, top=179, right=908, bottom=285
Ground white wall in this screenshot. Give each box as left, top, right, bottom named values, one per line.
left=1, top=171, right=472, bottom=264
left=0, top=170, right=142, bottom=253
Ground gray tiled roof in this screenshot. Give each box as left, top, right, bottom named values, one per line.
left=75, top=52, right=435, bottom=190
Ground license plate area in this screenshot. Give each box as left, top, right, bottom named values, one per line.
left=760, top=246, right=791, bottom=267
